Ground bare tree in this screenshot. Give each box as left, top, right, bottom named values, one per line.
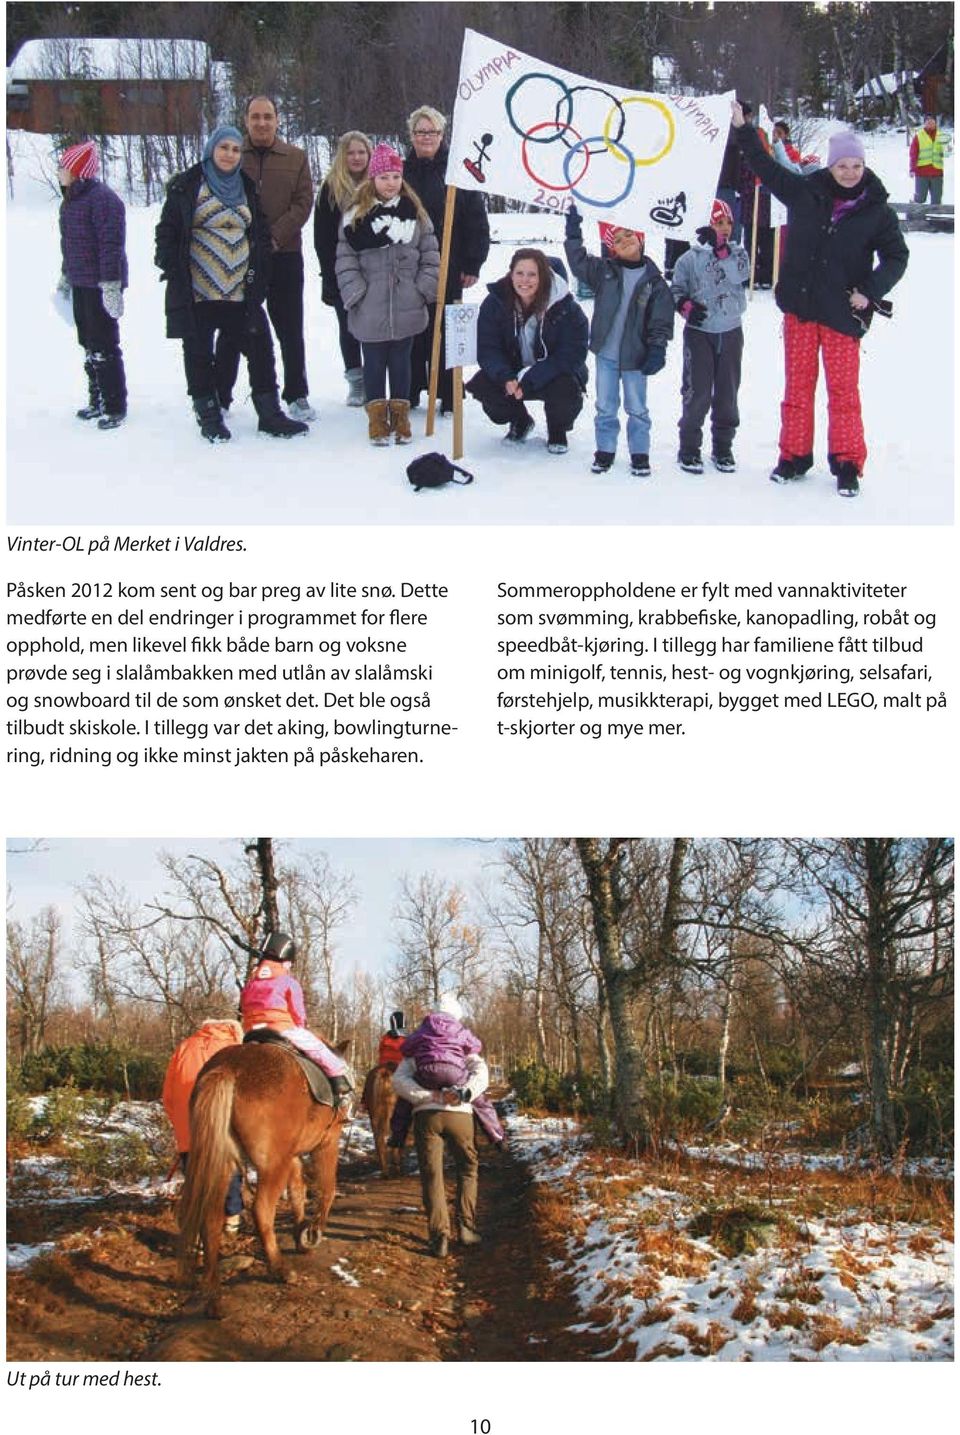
left=7, top=905, right=62, bottom=1059
left=786, top=838, right=954, bottom=1155
left=392, top=872, right=484, bottom=1011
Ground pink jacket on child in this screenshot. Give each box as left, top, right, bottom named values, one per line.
left=240, top=959, right=307, bottom=1031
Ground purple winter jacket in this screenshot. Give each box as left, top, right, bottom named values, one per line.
left=402, top=1013, right=482, bottom=1070
left=59, top=179, right=128, bottom=289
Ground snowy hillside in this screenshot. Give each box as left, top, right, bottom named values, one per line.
left=5, top=127, right=953, bottom=526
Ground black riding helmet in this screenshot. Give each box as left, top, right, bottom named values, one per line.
left=260, top=930, right=296, bottom=964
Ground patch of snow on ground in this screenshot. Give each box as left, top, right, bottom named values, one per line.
left=331, top=1258, right=360, bottom=1287
left=7, top=1241, right=58, bottom=1270
left=505, top=1112, right=954, bottom=1362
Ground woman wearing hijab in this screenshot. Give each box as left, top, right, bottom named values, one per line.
left=154, top=124, right=307, bottom=441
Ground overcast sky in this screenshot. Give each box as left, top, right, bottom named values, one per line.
left=6, top=837, right=507, bottom=985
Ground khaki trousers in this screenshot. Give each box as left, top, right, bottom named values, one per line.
left=414, top=1108, right=478, bottom=1239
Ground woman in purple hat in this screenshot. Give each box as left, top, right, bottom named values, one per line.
left=732, top=104, right=908, bottom=497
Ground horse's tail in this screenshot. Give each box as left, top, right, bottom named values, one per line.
left=178, top=1066, right=241, bottom=1281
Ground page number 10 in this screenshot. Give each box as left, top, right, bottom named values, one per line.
left=472, top=1423, right=491, bottom=1434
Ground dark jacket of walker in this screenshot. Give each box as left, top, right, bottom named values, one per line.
left=154, top=163, right=272, bottom=340
left=735, top=124, right=908, bottom=339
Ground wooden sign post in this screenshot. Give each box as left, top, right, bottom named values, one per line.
left=425, top=185, right=457, bottom=438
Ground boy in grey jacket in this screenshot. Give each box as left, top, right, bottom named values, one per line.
left=670, top=198, right=749, bottom=473
left=564, top=205, right=674, bottom=477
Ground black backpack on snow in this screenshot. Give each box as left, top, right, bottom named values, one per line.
left=406, top=452, right=474, bottom=492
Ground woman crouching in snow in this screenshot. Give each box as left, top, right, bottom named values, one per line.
left=466, top=248, right=588, bottom=454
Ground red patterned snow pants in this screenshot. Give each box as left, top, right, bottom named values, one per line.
left=779, top=313, right=866, bottom=472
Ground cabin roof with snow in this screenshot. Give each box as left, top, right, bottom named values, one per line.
left=9, top=37, right=210, bottom=81
left=854, top=70, right=917, bottom=101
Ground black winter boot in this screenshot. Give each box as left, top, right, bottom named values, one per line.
left=193, top=395, right=232, bottom=443
left=833, top=461, right=861, bottom=497
left=504, top=410, right=534, bottom=443
left=253, top=391, right=308, bottom=438
left=77, top=352, right=102, bottom=420
left=630, top=453, right=652, bottom=477
left=591, top=450, right=615, bottom=473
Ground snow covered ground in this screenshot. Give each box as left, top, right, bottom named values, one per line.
left=5, top=126, right=952, bottom=526
left=5, top=1091, right=375, bottom=1269
left=507, top=1111, right=954, bottom=1362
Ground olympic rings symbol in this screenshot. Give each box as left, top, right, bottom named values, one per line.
left=505, top=72, right=676, bottom=208
left=603, top=96, right=675, bottom=167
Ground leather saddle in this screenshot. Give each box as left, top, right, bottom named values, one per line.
left=243, top=1028, right=336, bottom=1106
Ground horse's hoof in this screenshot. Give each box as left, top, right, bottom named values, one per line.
left=270, top=1265, right=296, bottom=1285
left=296, top=1223, right=321, bottom=1251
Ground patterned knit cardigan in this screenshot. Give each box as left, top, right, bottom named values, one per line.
left=154, top=163, right=271, bottom=340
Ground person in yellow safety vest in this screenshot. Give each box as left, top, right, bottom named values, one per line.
left=909, top=114, right=950, bottom=204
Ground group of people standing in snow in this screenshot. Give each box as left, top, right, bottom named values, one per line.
left=56, top=94, right=915, bottom=495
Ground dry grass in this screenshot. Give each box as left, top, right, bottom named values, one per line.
left=731, top=1285, right=759, bottom=1323
left=809, top=1313, right=868, bottom=1352
left=673, top=1318, right=735, bottom=1356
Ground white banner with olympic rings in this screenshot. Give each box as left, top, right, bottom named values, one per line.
left=447, top=29, right=735, bottom=240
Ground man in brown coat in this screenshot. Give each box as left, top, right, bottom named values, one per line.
left=216, top=95, right=316, bottom=420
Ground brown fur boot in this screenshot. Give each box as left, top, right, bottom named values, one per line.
left=366, top=399, right=391, bottom=446
left=389, top=399, right=412, bottom=444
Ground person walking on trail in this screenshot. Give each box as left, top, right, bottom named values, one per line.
left=392, top=993, right=490, bottom=1259
left=314, top=131, right=373, bottom=407
left=909, top=114, right=950, bottom=205
left=215, top=96, right=316, bottom=421
left=154, top=125, right=308, bottom=443
left=161, top=1017, right=245, bottom=1232
left=670, top=198, right=750, bottom=475
left=239, top=931, right=354, bottom=1104
left=388, top=1000, right=504, bottom=1151
left=56, top=139, right=128, bottom=430
left=732, top=101, right=908, bottom=498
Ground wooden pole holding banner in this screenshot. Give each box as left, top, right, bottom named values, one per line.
left=772, top=224, right=781, bottom=288
left=452, top=367, right=464, bottom=460
left=748, top=176, right=760, bottom=297
left=425, top=184, right=458, bottom=438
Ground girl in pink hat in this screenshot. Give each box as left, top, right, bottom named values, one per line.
left=56, top=140, right=129, bottom=429
left=335, top=143, right=439, bottom=445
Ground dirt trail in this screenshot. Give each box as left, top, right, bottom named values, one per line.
left=7, top=1143, right=604, bottom=1363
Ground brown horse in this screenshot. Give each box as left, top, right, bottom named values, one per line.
left=361, top=1063, right=404, bottom=1176
left=178, top=1039, right=350, bottom=1317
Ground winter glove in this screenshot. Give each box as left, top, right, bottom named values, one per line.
left=695, top=225, right=718, bottom=248
left=52, top=274, right=74, bottom=325
left=641, top=345, right=666, bottom=376
left=564, top=203, right=581, bottom=236
left=99, top=280, right=124, bottom=319
left=678, top=298, right=707, bottom=327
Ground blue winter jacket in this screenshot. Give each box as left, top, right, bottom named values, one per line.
left=474, top=259, right=589, bottom=393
